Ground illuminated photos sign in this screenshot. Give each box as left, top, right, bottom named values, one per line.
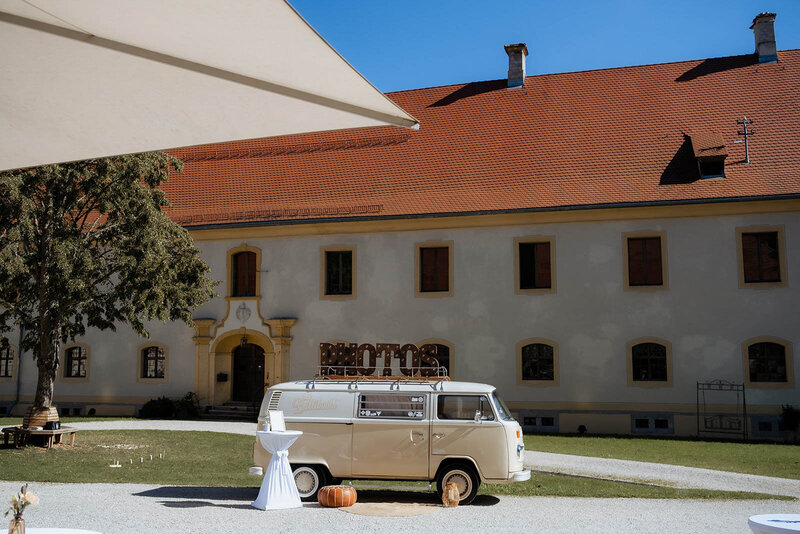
left=319, top=342, right=441, bottom=376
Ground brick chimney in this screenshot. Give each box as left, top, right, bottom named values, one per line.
left=504, top=43, right=528, bottom=88
left=750, top=12, right=777, bottom=63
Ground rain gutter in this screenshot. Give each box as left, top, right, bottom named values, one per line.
left=181, top=193, right=800, bottom=232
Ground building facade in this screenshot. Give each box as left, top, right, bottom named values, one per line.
left=1, top=14, right=797, bottom=438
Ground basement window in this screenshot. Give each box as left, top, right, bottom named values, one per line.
left=751, top=415, right=783, bottom=438
left=631, top=414, right=673, bottom=434
left=520, top=411, right=558, bottom=433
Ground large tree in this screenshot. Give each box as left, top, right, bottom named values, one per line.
left=0, top=153, right=216, bottom=410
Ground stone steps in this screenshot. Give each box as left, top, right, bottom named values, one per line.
left=199, top=402, right=259, bottom=422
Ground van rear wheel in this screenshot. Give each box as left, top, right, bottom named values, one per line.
left=436, top=463, right=480, bottom=505
left=292, top=464, right=326, bottom=501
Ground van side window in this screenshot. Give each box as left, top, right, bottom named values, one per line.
left=358, top=394, right=425, bottom=420
left=437, top=395, right=495, bottom=421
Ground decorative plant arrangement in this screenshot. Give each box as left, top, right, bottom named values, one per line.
left=5, top=484, right=38, bottom=534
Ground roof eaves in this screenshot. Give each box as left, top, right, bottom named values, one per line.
left=182, top=193, right=800, bottom=231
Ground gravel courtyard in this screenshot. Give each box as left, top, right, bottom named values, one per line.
left=3, top=420, right=795, bottom=533
left=2, top=481, right=797, bottom=534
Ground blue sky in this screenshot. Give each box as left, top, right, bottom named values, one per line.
left=291, top=1, right=800, bottom=93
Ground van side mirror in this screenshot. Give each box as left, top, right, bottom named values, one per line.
left=474, top=410, right=482, bottom=423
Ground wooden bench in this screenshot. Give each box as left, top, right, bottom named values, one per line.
left=2, top=426, right=78, bottom=448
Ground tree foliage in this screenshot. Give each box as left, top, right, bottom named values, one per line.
left=0, top=152, right=216, bottom=408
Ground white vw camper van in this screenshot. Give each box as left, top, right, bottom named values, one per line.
left=253, top=376, right=530, bottom=504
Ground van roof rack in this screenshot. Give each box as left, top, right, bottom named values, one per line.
left=310, top=366, right=450, bottom=390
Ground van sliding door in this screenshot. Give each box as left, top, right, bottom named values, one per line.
left=351, top=393, right=429, bottom=478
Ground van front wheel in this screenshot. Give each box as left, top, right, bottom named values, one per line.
left=436, top=463, right=480, bottom=505
left=292, top=464, right=326, bottom=501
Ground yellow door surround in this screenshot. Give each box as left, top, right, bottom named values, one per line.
left=193, top=320, right=296, bottom=406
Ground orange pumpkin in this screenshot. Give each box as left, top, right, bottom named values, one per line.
left=317, top=485, right=357, bottom=508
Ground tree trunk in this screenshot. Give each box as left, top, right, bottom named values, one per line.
left=34, top=355, right=57, bottom=408
left=33, top=220, right=57, bottom=410
left=33, top=243, right=58, bottom=409
left=33, top=323, right=58, bottom=409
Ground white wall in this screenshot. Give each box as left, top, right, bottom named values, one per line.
left=0, top=319, right=197, bottom=411
left=2, top=210, right=796, bottom=425
left=196, top=211, right=798, bottom=411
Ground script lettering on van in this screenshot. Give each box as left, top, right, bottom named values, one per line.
left=319, top=342, right=441, bottom=377
left=292, top=393, right=339, bottom=414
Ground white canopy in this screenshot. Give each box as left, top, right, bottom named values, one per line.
left=0, top=0, right=418, bottom=171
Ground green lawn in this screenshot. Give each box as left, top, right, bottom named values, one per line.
left=1, top=430, right=255, bottom=486
left=3, top=418, right=796, bottom=482
left=525, top=434, right=800, bottom=480
left=0, top=430, right=792, bottom=500
left=481, top=473, right=791, bottom=500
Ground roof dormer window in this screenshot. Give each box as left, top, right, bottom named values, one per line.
left=688, top=131, right=727, bottom=179
left=698, top=159, right=725, bottom=178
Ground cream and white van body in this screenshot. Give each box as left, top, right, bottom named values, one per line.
left=253, top=379, right=529, bottom=503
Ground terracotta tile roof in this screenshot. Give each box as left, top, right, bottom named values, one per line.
left=688, top=131, right=728, bottom=159
left=164, top=50, right=800, bottom=227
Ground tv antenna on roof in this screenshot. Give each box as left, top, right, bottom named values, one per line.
left=735, top=117, right=755, bottom=164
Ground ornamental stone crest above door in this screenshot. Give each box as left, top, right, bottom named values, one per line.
left=235, top=302, right=252, bottom=323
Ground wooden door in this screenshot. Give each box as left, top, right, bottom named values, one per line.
left=232, top=343, right=265, bottom=403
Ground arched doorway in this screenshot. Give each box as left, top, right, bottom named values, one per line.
left=205, top=328, right=285, bottom=407
left=232, top=343, right=266, bottom=403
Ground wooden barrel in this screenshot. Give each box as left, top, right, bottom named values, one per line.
left=23, top=406, right=60, bottom=429
left=317, top=485, right=357, bottom=508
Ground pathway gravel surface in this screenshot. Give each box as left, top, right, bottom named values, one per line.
left=2, top=481, right=796, bottom=534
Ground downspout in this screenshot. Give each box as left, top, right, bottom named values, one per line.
left=9, top=326, right=23, bottom=415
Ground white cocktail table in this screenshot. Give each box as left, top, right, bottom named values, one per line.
left=251, top=430, right=303, bottom=510
left=749, top=514, right=800, bottom=533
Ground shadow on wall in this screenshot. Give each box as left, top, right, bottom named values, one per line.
left=675, top=54, right=756, bottom=82
left=428, top=79, right=507, bottom=107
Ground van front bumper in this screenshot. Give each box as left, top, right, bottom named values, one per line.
left=512, top=469, right=531, bottom=482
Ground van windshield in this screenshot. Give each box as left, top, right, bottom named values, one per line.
left=491, top=391, right=515, bottom=421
